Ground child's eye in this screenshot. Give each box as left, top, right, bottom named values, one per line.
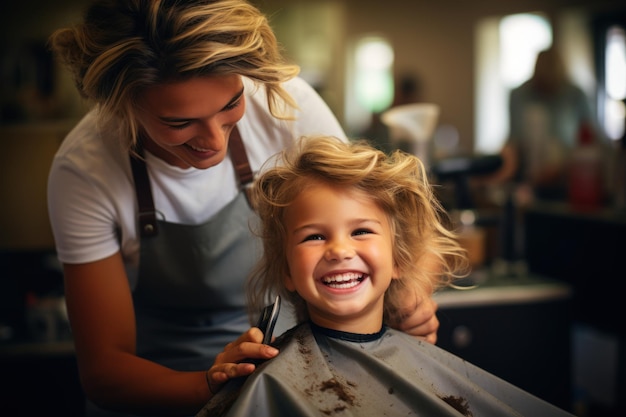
left=353, top=229, right=373, bottom=236
left=303, top=234, right=325, bottom=242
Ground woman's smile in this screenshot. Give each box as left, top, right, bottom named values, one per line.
left=184, top=143, right=220, bottom=158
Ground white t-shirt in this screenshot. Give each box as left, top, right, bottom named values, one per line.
left=48, top=77, right=346, bottom=274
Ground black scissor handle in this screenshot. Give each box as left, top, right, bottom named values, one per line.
left=256, top=295, right=281, bottom=345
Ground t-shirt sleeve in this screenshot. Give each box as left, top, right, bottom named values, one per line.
left=47, top=156, right=122, bottom=264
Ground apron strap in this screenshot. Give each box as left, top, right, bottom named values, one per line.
left=228, top=126, right=256, bottom=208
left=130, top=125, right=254, bottom=238
left=228, top=125, right=254, bottom=187
left=130, top=144, right=159, bottom=238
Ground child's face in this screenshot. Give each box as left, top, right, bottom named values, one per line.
left=283, top=181, right=398, bottom=333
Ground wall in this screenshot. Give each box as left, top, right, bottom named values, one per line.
left=0, top=122, right=74, bottom=250
left=255, top=0, right=625, bottom=152
left=0, top=1, right=89, bottom=124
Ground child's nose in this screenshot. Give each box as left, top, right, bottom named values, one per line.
left=325, top=240, right=355, bottom=261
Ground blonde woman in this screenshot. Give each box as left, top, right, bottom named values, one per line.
left=47, top=1, right=439, bottom=416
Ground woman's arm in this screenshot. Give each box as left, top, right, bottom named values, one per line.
left=64, top=253, right=277, bottom=416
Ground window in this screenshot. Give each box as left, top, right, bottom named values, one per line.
left=500, top=14, right=553, bottom=88
left=475, top=13, right=552, bottom=154
left=602, top=26, right=626, bottom=140
left=345, top=36, right=394, bottom=135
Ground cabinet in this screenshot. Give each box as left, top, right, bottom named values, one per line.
left=435, top=276, right=572, bottom=412
left=524, top=202, right=626, bottom=416
left=524, top=202, right=626, bottom=334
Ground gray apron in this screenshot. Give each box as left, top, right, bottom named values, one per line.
left=86, top=127, right=259, bottom=416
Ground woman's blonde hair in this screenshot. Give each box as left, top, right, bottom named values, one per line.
left=49, top=0, right=299, bottom=150
left=249, top=136, right=469, bottom=325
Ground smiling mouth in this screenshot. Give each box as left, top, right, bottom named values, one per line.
left=322, top=272, right=366, bottom=289
left=186, top=143, right=214, bottom=153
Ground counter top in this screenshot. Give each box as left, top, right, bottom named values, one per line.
left=434, top=273, right=572, bottom=309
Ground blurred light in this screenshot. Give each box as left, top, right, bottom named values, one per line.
left=356, top=38, right=394, bottom=70
left=606, top=27, right=626, bottom=100
left=499, top=13, right=552, bottom=88
left=604, top=26, right=626, bottom=140
left=604, top=100, right=625, bottom=140
left=354, top=37, right=394, bottom=113
left=460, top=209, right=477, bottom=226
left=356, top=72, right=394, bottom=113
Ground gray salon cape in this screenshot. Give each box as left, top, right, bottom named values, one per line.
left=197, top=322, right=573, bottom=417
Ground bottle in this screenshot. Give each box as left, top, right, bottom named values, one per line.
left=567, top=123, right=604, bottom=210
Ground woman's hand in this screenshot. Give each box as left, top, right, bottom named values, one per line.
left=388, top=251, right=442, bottom=344
left=206, top=328, right=279, bottom=394
left=395, top=295, right=439, bottom=344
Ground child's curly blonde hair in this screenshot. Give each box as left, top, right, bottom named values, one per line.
left=248, top=135, right=469, bottom=326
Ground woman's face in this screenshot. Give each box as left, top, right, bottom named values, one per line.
left=283, top=181, right=398, bottom=334
left=136, top=74, right=245, bottom=169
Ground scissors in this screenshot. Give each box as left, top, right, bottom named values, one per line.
left=256, top=295, right=281, bottom=345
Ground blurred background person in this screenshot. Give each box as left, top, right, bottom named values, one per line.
left=492, top=47, right=605, bottom=203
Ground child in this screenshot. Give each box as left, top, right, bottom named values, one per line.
left=196, top=136, right=573, bottom=417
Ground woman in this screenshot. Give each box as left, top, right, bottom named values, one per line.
left=47, top=1, right=439, bottom=415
